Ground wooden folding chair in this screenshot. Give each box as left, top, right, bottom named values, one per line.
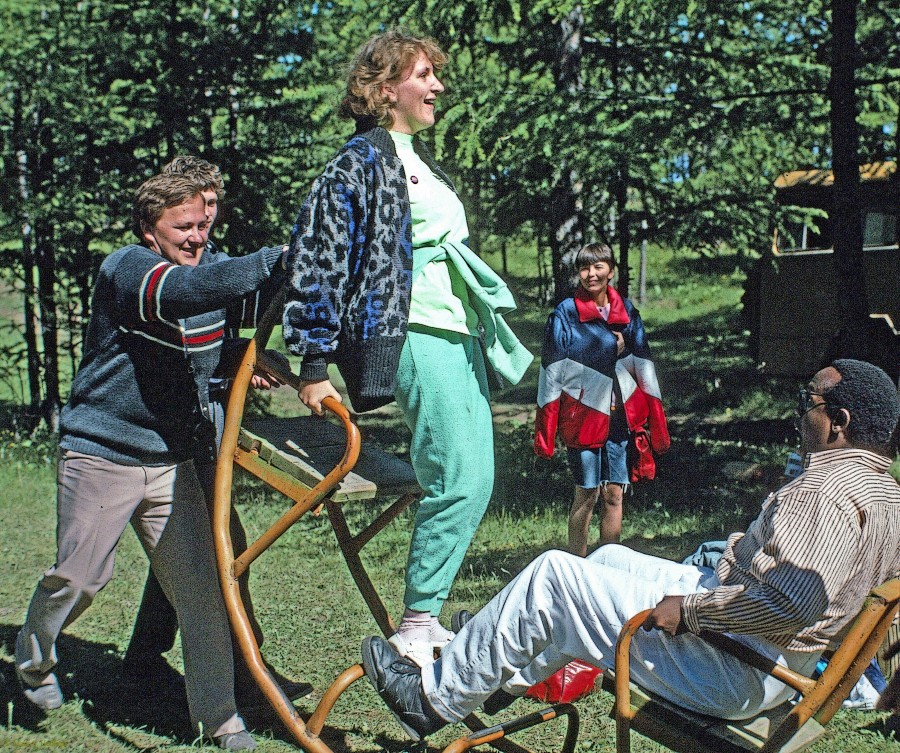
left=211, top=299, right=421, bottom=749
left=211, top=303, right=578, bottom=753
left=610, top=578, right=900, bottom=753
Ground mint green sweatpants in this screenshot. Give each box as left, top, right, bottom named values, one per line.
left=395, top=326, right=494, bottom=615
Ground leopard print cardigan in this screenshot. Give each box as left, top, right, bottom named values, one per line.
left=284, top=127, right=453, bottom=411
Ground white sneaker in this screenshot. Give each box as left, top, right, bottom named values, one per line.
left=387, top=633, right=436, bottom=667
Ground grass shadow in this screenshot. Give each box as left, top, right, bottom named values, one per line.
left=1, top=623, right=193, bottom=740
left=650, top=305, right=795, bottom=416
left=451, top=543, right=563, bottom=589
left=862, top=714, right=900, bottom=741
left=0, top=623, right=354, bottom=750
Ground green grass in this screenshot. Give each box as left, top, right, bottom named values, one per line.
left=0, top=250, right=898, bottom=752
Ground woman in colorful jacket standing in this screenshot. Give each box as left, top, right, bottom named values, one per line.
left=535, top=243, right=669, bottom=556
left=283, top=29, right=532, bottom=666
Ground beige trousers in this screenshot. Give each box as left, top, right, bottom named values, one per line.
left=15, top=450, right=244, bottom=736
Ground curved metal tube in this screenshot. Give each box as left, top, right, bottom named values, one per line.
left=444, top=704, right=579, bottom=753
left=307, top=664, right=366, bottom=737
left=212, top=338, right=361, bottom=753
left=613, top=609, right=649, bottom=753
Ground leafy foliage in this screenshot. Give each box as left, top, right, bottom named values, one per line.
left=0, top=1, right=898, bottom=424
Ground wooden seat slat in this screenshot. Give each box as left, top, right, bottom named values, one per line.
left=239, top=416, right=419, bottom=504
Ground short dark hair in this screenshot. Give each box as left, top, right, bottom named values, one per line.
left=132, top=172, right=206, bottom=241
left=825, top=359, right=900, bottom=454
left=575, top=243, right=616, bottom=271
left=163, top=155, right=224, bottom=200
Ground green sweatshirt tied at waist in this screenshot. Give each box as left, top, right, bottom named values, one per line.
left=413, top=240, right=534, bottom=385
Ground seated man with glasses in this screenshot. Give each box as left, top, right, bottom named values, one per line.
left=359, top=359, right=900, bottom=739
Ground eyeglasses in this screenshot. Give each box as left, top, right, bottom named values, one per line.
left=796, top=388, right=827, bottom=419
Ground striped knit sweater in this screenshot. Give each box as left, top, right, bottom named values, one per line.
left=682, top=448, right=900, bottom=652
left=59, top=243, right=282, bottom=466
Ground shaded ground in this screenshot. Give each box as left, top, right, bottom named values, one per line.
left=1, top=265, right=896, bottom=751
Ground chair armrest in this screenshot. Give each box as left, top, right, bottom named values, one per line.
left=699, top=631, right=817, bottom=696
left=614, top=610, right=652, bottom=722
left=613, top=610, right=817, bottom=723
left=873, top=578, right=900, bottom=603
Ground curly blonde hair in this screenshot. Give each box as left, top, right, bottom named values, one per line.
left=163, top=155, right=224, bottom=201
left=339, top=29, right=447, bottom=127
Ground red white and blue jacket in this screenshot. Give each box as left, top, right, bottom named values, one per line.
left=534, top=285, right=670, bottom=457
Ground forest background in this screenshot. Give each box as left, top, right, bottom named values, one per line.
left=1, top=0, right=898, bottom=430
left=1, top=2, right=900, bottom=751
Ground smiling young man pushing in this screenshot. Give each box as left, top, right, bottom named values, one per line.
left=15, top=171, right=285, bottom=751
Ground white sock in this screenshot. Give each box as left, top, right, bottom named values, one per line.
left=396, top=609, right=431, bottom=643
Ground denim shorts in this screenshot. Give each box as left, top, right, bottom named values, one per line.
left=567, top=437, right=630, bottom=489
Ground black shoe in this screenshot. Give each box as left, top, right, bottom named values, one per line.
left=261, top=659, right=313, bottom=701
left=235, top=659, right=313, bottom=710
left=361, top=636, right=447, bottom=740
left=449, top=610, right=516, bottom=716
left=450, top=610, right=473, bottom=634
left=280, top=678, right=313, bottom=702
left=235, top=679, right=314, bottom=718
left=256, top=664, right=313, bottom=703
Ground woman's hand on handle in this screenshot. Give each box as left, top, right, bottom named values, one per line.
left=299, top=378, right=342, bottom=415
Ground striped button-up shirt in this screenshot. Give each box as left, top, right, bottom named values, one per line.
left=682, top=448, right=900, bottom=652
